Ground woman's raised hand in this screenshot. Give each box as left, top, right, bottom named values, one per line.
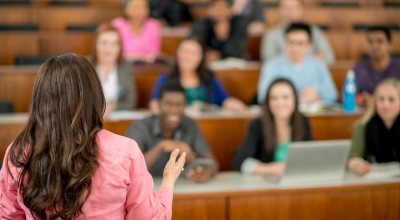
left=161, top=149, right=186, bottom=191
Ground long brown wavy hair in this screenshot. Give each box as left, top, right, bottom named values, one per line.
left=261, top=78, right=305, bottom=152
left=168, top=36, right=214, bottom=91
left=7, top=54, right=105, bottom=220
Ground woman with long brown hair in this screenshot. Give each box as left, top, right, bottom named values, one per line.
left=149, top=37, right=246, bottom=113
left=88, top=23, right=137, bottom=118
left=0, top=54, right=185, bottom=219
left=233, top=78, right=312, bottom=176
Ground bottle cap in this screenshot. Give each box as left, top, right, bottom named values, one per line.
left=347, top=69, right=355, bottom=79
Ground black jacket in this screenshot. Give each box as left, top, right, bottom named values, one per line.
left=190, top=17, right=249, bottom=59
left=233, top=116, right=312, bottom=171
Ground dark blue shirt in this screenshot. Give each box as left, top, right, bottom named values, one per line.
left=150, top=73, right=230, bottom=106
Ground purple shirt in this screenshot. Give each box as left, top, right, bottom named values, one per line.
left=354, top=58, right=400, bottom=94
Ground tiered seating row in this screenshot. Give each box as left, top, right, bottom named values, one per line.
left=0, top=6, right=398, bottom=31
left=1, top=30, right=400, bottom=65
left=1, top=0, right=399, bottom=6
left=0, top=61, right=354, bottom=113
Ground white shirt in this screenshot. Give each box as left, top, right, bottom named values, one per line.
left=97, top=65, right=119, bottom=105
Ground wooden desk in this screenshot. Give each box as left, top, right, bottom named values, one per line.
left=0, top=61, right=353, bottom=111
left=153, top=172, right=400, bottom=220
left=0, top=109, right=364, bottom=170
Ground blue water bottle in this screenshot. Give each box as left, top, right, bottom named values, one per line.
left=343, top=69, right=356, bottom=113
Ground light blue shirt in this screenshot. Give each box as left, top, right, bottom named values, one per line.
left=257, top=54, right=338, bottom=103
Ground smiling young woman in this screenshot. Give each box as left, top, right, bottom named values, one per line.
left=348, top=78, right=400, bottom=176
left=234, top=78, right=312, bottom=176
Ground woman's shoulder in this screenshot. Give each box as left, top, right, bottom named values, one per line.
left=354, top=122, right=366, bottom=132
left=111, top=17, right=129, bottom=28
left=209, top=75, right=224, bottom=86
left=97, top=129, right=140, bottom=157
left=249, top=119, right=262, bottom=131
left=156, top=72, right=170, bottom=82
left=118, top=60, right=132, bottom=71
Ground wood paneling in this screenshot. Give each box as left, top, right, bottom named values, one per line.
left=0, top=33, right=39, bottom=65
left=35, top=6, right=121, bottom=31
left=196, top=118, right=252, bottom=171
left=133, top=64, right=168, bottom=108
left=172, top=197, right=226, bottom=220
left=0, top=123, right=25, bottom=160
left=0, top=6, right=36, bottom=25
left=39, top=32, right=94, bottom=55
left=214, top=66, right=260, bottom=105
left=229, top=186, right=400, bottom=220
left=309, top=113, right=361, bottom=140
left=0, top=73, right=37, bottom=112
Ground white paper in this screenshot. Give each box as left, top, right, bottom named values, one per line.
left=209, top=58, right=248, bottom=70
left=107, top=111, right=150, bottom=121
left=363, top=162, right=400, bottom=179
left=299, top=101, right=342, bottom=113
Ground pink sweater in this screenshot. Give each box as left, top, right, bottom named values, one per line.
left=0, top=130, right=173, bottom=220
left=111, top=17, right=161, bottom=57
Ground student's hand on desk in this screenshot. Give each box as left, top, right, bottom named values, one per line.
left=222, top=97, right=247, bottom=111
left=299, top=86, right=320, bottom=104
left=255, top=162, right=286, bottom=176
left=206, top=50, right=221, bottom=63
left=348, top=158, right=372, bottom=176
left=161, top=140, right=196, bottom=163
left=186, top=166, right=213, bottom=183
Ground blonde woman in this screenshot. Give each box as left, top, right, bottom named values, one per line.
left=348, top=78, right=400, bottom=176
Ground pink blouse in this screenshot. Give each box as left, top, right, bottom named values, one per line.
left=0, top=129, right=173, bottom=220
left=111, top=17, right=162, bottom=57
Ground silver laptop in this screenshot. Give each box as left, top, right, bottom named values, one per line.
left=272, top=140, right=351, bottom=185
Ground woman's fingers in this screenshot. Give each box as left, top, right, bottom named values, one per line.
left=169, top=149, right=179, bottom=164
left=354, top=163, right=371, bottom=176
left=176, top=152, right=186, bottom=169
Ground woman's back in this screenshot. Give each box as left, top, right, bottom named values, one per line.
left=1, top=130, right=172, bottom=220
left=0, top=54, right=184, bottom=220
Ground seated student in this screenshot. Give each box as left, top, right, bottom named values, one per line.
left=348, top=78, right=400, bottom=176
left=260, top=0, right=335, bottom=64
left=126, top=82, right=219, bottom=183
left=112, top=0, right=161, bottom=63
left=149, top=37, right=247, bottom=113
left=231, top=0, right=266, bottom=34
left=257, top=23, right=338, bottom=104
left=190, top=0, right=249, bottom=62
left=149, top=0, right=192, bottom=27
left=351, top=27, right=400, bottom=107
left=234, top=78, right=312, bottom=176
left=88, top=23, right=137, bottom=118
left=0, top=54, right=184, bottom=219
